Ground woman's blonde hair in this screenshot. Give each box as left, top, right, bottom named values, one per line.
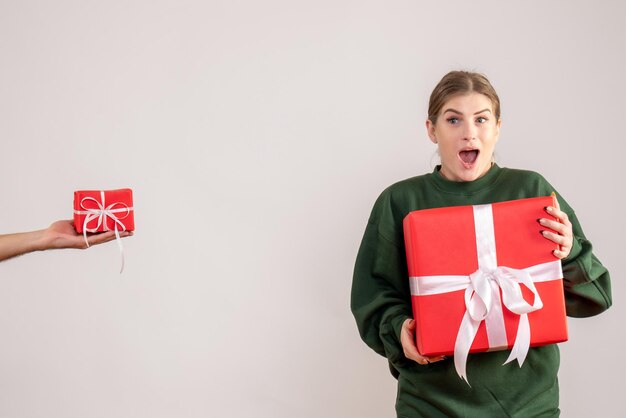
left=428, top=71, right=501, bottom=124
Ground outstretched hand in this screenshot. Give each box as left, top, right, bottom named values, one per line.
left=1, top=220, right=133, bottom=262
left=42, top=220, right=132, bottom=250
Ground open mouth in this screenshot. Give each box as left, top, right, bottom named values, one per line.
left=459, top=149, right=479, bottom=165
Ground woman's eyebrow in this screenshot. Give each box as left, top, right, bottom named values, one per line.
left=443, top=108, right=492, bottom=115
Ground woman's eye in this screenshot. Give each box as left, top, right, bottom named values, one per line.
left=476, top=116, right=488, bottom=123
left=447, top=117, right=459, bottom=124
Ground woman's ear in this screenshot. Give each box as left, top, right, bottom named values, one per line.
left=426, top=119, right=438, bottom=144
left=495, top=118, right=502, bottom=143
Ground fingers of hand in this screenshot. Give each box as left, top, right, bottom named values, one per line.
left=551, top=193, right=561, bottom=211
left=552, top=248, right=569, bottom=260
left=415, top=356, right=429, bottom=365
left=540, top=229, right=570, bottom=246
left=540, top=232, right=572, bottom=263
left=540, top=207, right=573, bottom=257
left=538, top=217, right=568, bottom=235
left=402, top=341, right=446, bottom=365
left=540, top=229, right=573, bottom=257
left=400, top=318, right=447, bottom=365
left=400, top=320, right=419, bottom=358
left=86, top=231, right=116, bottom=246
left=85, top=231, right=132, bottom=246
left=404, top=347, right=421, bottom=362
left=403, top=346, right=427, bottom=364
left=415, top=354, right=446, bottom=365
left=545, top=206, right=570, bottom=226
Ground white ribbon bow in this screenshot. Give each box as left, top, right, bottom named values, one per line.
left=455, top=265, right=544, bottom=383
left=74, top=190, right=133, bottom=273
left=409, top=204, right=562, bottom=384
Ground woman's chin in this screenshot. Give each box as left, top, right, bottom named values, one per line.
left=441, top=162, right=491, bottom=182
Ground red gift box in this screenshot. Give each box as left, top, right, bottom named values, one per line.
left=73, top=189, right=135, bottom=234
left=403, top=196, right=568, bottom=381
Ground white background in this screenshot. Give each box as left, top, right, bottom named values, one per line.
left=1, top=0, right=624, bottom=417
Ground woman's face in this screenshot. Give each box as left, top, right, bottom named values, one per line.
left=426, top=93, right=501, bottom=182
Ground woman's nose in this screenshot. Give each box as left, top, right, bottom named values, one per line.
left=463, top=124, right=477, bottom=141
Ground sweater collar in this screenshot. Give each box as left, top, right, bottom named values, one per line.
left=430, top=163, right=503, bottom=194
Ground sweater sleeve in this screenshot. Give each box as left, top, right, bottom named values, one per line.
left=552, top=193, right=612, bottom=317
left=351, top=194, right=412, bottom=367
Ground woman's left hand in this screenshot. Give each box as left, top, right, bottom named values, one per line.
left=539, top=197, right=573, bottom=259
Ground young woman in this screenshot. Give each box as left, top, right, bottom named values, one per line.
left=351, top=71, right=611, bottom=417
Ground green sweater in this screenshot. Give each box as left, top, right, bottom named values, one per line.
left=351, top=164, right=612, bottom=418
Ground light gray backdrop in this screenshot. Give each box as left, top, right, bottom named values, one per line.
left=1, top=0, right=623, bottom=417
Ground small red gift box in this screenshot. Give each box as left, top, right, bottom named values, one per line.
left=73, top=189, right=135, bottom=234
left=403, top=196, right=568, bottom=381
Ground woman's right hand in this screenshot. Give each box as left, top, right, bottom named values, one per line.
left=400, top=318, right=446, bottom=365
left=42, top=220, right=132, bottom=250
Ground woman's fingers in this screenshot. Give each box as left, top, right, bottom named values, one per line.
left=538, top=217, right=567, bottom=235
left=539, top=228, right=569, bottom=246
left=413, top=353, right=446, bottom=365
left=86, top=231, right=117, bottom=245
left=538, top=202, right=573, bottom=259
left=545, top=205, right=571, bottom=226
left=400, top=318, right=446, bottom=365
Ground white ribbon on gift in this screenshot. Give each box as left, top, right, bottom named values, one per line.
left=73, top=190, right=133, bottom=274
left=409, top=204, right=562, bottom=384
